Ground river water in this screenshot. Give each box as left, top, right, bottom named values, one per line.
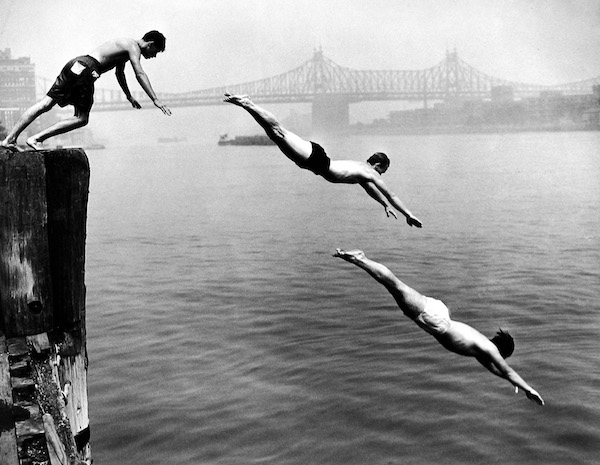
left=82, top=108, right=599, bottom=465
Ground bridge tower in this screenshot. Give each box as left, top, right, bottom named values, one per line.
left=310, top=49, right=350, bottom=132
left=443, top=48, right=463, bottom=102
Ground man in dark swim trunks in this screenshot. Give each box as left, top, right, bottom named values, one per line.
left=333, top=248, right=544, bottom=405
left=1, top=31, right=171, bottom=151
left=223, top=93, right=422, bottom=227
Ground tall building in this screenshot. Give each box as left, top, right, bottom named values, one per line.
left=0, top=48, right=36, bottom=128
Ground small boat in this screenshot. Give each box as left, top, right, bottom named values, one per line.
left=218, top=133, right=274, bottom=146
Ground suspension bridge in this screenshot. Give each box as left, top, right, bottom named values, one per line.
left=40, top=49, right=600, bottom=128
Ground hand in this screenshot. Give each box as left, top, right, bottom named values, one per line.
left=384, top=206, right=397, bottom=219
left=525, top=388, right=545, bottom=406
left=128, top=97, right=142, bottom=109
left=406, top=215, right=422, bottom=228
left=153, top=99, right=172, bottom=116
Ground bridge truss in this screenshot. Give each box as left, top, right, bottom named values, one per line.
left=44, top=49, right=600, bottom=111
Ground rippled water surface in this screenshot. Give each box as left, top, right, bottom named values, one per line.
left=83, top=118, right=600, bottom=464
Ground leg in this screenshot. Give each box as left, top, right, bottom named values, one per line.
left=26, top=107, right=89, bottom=150
left=333, top=249, right=427, bottom=318
left=223, top=94, right=313, bottom=163
left=1, top=96, right=56, bottom=151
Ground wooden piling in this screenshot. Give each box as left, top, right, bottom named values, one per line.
left=0, top=147, right=91, bottom=465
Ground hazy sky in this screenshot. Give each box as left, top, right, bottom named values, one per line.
left=1, top=0, right=600, bottom=94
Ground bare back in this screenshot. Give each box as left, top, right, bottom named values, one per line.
left=326, top=159, right=380, bottom=183
left=89, top=38, right=140, bottom=74
left=433, top=320, right=494, bottom=357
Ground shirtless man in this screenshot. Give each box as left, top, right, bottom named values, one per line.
left=333, top=248, right=544, bottom=405
left=1, top=30, right=171, bottom=151
left=223, top=94, right=422, bottom=227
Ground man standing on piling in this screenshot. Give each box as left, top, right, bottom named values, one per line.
left=1, top=30, right=172, bottom=152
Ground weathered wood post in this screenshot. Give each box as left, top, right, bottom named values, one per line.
left=0, top=147, right=91, bottom=465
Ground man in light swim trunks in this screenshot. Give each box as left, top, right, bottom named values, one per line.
left=1, top=31, right=171, bottom=152
left=333, top=248, right=544, bottom=405
left=223, top=94, right=422, bottom=228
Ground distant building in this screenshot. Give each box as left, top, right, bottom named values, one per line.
left=593, top=85, right=600, bottom=103
left=0, top=48, right=36, bottom=128
left=358, top=85, right=599, bottom=134
left=582, top=107, right=600, bottom=129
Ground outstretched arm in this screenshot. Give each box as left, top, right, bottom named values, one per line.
left=361, top=178, right=422, bottom=227
left=360, top=182, right=398, bottom=219
left=126, top=44, right=171, bottom=115
left=115, top=63, right=141, bottom=109
left=477, top=349, right=544, bottom=405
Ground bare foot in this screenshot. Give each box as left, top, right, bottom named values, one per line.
left=333, top=248, right=365, bottom=263
left=1, top=139, right=24, bottom=152
left=26, top=137, right=44, bottom=151
left=223, top=93, right=252, bottom=107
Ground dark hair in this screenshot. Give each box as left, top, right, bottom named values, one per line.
left=143, top=30, right=166, bottom=52
left=367, top=152, right=390, bottom=171
left=490, top=329, right=514, bottom=358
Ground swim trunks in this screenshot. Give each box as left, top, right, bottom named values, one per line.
left=414, top=297, right=451, bottom=335
left=295, top=141, right=331, bottom=176
left=47, top=55, right=101, bottom=113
